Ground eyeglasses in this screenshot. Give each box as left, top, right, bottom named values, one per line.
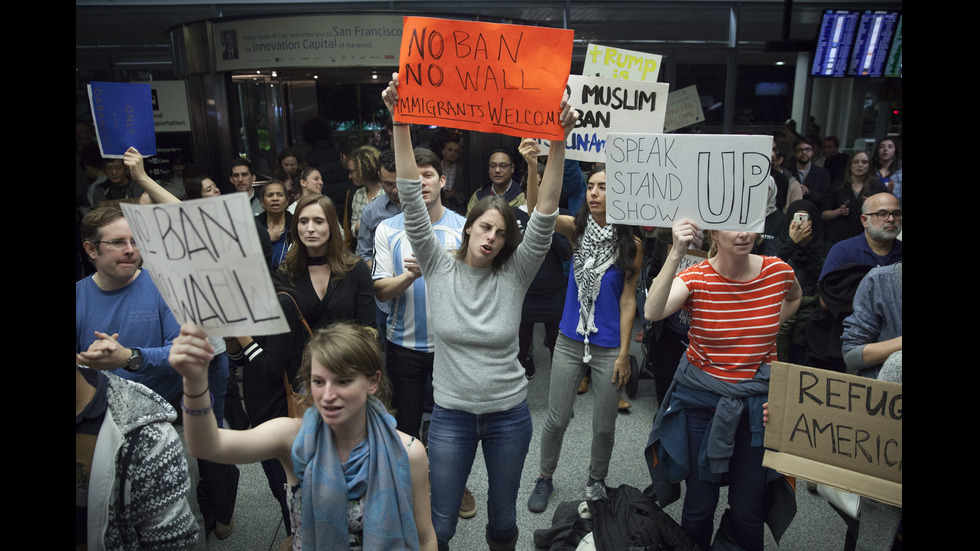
left=381, top=180, right=397, bottom=189
left=795, top=147, right=813, bottom=153
left=488, top=162, right=512, bottom=170
left=868, top=210, right=902, bottom=221
left=95, top=238, right=139, bottom=250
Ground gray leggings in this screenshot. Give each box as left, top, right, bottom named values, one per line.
left=538, top=332, right=623, bottom=481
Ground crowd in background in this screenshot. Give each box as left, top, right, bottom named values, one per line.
left=76, top=104, right=902, bottom=551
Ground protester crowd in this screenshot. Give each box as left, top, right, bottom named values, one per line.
left=76, top=72, right=902, bottom=550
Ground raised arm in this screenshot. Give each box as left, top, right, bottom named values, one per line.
left=170, top=324, right=300, bottom=481
left=124, top=147, right=181, bottom=204
left=644, top=219, right=698, bottom=321
left=381, top=73, right=420, bottom=182
left=535, top=97, right=577, bottom=216
left=521, top=138, right=541, bottom=213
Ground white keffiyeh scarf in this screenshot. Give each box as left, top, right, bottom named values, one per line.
left=573, top=215, right=617, bottom=362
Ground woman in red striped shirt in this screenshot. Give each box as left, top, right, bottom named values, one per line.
left=644, top=219, right=801, bottom=551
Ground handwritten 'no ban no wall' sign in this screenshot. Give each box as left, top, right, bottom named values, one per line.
left=394, top=16, right=574, bottom=141
left=121, top=194, right=288, bottom=338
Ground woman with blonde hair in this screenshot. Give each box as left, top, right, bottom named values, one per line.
left=348, top=145, right=383, bottom=238
left=645, top=218, right=801, bottom=551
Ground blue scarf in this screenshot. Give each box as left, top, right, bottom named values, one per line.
left=291, top=396, right=419, bottom=550
left=649, top=356, right=769, bottom=486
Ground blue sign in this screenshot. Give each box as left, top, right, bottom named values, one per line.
left=88, top=81, right=156, bottom=157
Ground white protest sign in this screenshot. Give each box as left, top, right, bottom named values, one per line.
left=120, top=194, right=289, bottom=337
left=605, top=133, right=772, bottom=230
left=534, top=74, right=669, bottom=162
left=584, top=43, right=662, bottom=82
left=663, top=85, right=706, bottom=132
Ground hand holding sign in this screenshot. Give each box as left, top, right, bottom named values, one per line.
left=670, top=218, right=702, bottom=256
left=558, top=93, right=578, bottom=140
left=381, top=72, right=400, bottom=116
left=519, top=138, right=541, bottom=165
left=123, top=146, right=149, bottom=182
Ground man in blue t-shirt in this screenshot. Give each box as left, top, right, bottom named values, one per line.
left=75, top=206, right=182, bottom=404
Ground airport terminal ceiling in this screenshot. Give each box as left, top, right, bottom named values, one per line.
left=76, top=0, right=903, bottom=77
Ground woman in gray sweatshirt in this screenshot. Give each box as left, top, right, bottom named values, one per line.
left=382, top=73, right=578, bottom=551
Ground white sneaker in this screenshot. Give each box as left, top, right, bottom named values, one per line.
left=584, top=477, right=607, bottom=501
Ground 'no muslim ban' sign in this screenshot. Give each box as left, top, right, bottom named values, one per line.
left=532, top=74, right=669, bottom=163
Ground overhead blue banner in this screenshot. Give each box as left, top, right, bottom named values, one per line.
left=87, top=81, right=156, bottom=157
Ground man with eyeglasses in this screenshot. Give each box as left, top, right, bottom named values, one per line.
left=820, top=192, right=903, bottom=281
left=76, top=206, right=182, bottom=405
left=787, top=137, right=831, bottom=207
left=465, top=148, right=527, bottom=215
left=77, top=206, right=216, bottom=548
left=357, top=148, right=403, bottom=272
left=89, top=157, right=145, bottom=208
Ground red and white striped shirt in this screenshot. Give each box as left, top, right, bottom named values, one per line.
left=678, top=256, right=796, bottom=382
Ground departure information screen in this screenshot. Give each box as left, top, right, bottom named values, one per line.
left=848, top=10, right=901, bottom=77
left=811, top=10, right=860, bottom=77
left=883, top=14, right=903, bottom=78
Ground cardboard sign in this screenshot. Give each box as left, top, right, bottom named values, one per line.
left=88, top=81, right=156, bottom=157
left=394, top=16, right=573, bottom=140
left=605, top=133, right=771, bottom=230
left=764, top=362, right=902, bottom=508
left=583, top=43, right=662, bottom=82
left=120, top=194, right=288, bottom=338
left=532, top=74, right=669, bottom=162
left=663, top=85, right=706, bottom=132
left=677, top=249, right=708, bottom=275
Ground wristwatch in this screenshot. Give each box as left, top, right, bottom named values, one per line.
left=125, top=349, right=144, bottom=372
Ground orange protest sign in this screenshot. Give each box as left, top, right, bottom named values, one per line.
left=394, top=16, right=573, bottom=140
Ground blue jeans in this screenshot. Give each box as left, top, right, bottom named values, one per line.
left=428, top=400, right=532, bottom=547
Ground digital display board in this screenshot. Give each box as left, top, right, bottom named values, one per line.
left=811, top=10, right=861, bottom=77
left=884, top=14, right=902, bottom=78
left=848, top=10, right=901, bottom=77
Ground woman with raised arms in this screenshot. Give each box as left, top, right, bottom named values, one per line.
left=381, top=72, right=577, bottom=551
